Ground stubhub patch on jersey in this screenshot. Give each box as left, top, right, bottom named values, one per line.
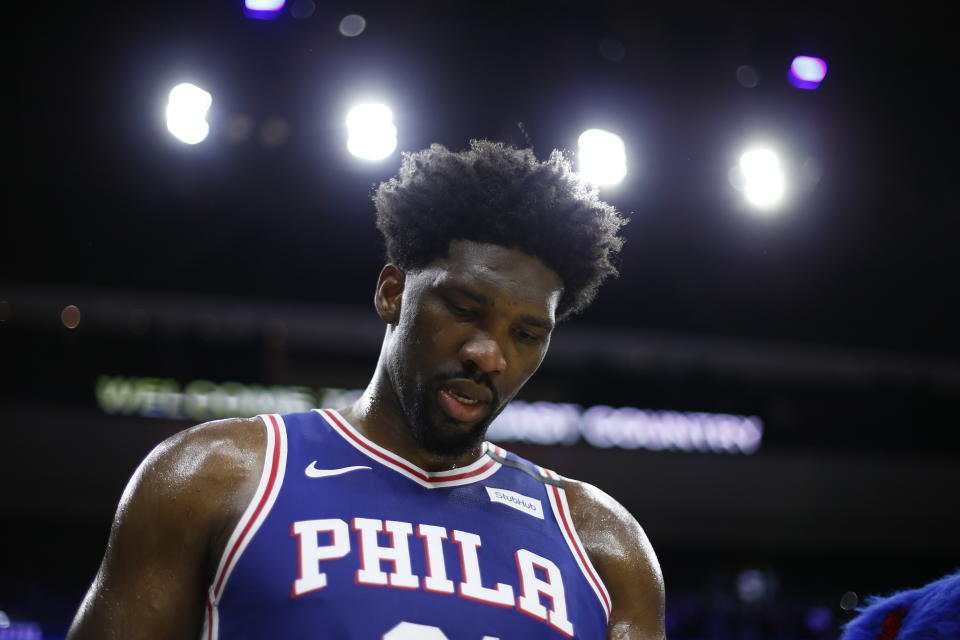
left=486, top=486, right=544, bottom=519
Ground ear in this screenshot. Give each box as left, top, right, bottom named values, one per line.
left=374, top=264, right=406, bottom=324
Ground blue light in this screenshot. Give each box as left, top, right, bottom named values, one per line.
left=788, top=55, right=828, bottom=90
left=245, top=0, right=285, bottom=20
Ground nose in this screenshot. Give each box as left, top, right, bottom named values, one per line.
left=459, top=330, right=507, bottom=375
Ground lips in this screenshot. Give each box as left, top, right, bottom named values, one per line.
left=442, top=379, right=493, bottom=404
left=436, top=378, right=493, bottom=423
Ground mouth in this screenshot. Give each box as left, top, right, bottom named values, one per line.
left=436, top=380, right=493, bottom=423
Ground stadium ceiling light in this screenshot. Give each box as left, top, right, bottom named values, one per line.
left=166, top=83, right=212, bottom=145
left=738, top=148, right=785, bottom=210
left=245, top=0, right=286, bottom=20
left=788, top=55, right=828, bottom=90
left=346, top=103, right=397, bottom=161
left=577, top=129, right=627, bottom=186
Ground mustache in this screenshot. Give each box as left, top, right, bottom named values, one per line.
left=432, top=369, right=500, bottom=407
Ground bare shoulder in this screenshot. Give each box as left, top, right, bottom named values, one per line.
left=67, top=416, right=268, bottom=639
left=142, top=415, right=266, bottom=504
left=562, top=477, right=666, bottom=640
left=134, top=416, right=267, bottom=549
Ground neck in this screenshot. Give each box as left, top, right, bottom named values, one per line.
left=337, top=356, right=485, bottom=473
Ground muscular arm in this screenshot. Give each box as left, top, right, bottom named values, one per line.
left=565, top=479, right=665, bottom=640
left=68, top=417, right=265, bottom=640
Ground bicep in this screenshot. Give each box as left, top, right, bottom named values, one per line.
left=564, top=480, right=665, bottom=640
left=68, top=447, right=212, bottom=639
left=602, top=518, right=664, bottom=640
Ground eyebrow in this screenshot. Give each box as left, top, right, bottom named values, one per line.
left=445, top=284, right=491, bottom=305
left=521, top=315, right=555, bottom=331
left=443, top=284, right=555, bottom=332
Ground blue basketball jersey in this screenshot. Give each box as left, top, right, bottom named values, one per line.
left=202, top=409, right=610, bottom=639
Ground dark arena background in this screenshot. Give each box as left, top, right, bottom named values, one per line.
left=3, top=2, right=958, bottom=638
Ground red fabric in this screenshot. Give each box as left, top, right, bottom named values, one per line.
left=875, top=606, right=907, bottom=640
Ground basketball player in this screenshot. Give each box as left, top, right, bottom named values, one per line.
left=68, top=141, right=665, bottom=639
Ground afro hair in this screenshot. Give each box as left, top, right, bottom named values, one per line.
left=373, top=140, right=627, bottom=320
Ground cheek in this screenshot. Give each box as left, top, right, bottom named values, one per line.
left=402, top=308, right=459, bottom=365
left=508, top=349, right=547, bottom=388
left=423, top=300, right=474, bottom=341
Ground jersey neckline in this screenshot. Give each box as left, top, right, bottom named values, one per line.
left=316, top=408, right=503, bottom=489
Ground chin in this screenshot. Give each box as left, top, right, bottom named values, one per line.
left=412, top=412, right=490, bottom=458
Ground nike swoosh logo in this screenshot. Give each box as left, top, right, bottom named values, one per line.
left=304, top=462, right=372, bottom=478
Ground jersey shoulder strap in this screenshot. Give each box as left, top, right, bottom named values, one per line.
left=486, top=444, right=614, bottom=620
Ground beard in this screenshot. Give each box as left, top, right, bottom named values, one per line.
left=403, top=369, right=502, bottom=459
left=410, top=403, right=489, bottom=457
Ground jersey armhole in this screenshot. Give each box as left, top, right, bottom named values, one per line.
left=538, top=466, right=613, bottom=621
left=200, top=414, right=289, bottom=640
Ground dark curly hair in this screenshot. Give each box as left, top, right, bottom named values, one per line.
left=373, top=140, right=627, bottom=320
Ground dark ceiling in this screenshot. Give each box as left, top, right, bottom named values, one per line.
left=8, top=1, right=958, bottom=356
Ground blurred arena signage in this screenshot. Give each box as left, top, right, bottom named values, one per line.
left=95, top=375, right=763, bottom=455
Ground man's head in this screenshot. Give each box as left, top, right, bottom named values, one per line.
left=371, top=140, right=626, bottom=458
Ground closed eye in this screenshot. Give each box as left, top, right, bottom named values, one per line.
left=515, top=328, right=544, bottom=343
left=445, top=299, right=474, bottom=317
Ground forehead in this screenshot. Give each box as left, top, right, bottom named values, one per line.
left=420, top=240, right=564, bottom=313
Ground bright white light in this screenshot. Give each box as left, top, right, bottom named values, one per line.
left=791, top=56, right=827, bottom=82
left=166, top=83, right=212, bottom=145
left=246, top=0, right=285, bottom=10
left=739, top=148, right=785, bottom=208
left=578, top=129, right=627, bottom=185
left=346, top=103, right=397, bottom=160
left=789, top=55, right=828, bottom=89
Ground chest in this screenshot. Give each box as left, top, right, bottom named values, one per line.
left=218, top=469, right=602, bottom=639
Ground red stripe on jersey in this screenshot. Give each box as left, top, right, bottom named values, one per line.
left=549, top=482, right=612, bottom=615
left=206, top=595, right=214, bottom=640
left=321, top=409, right=497, bottom=482
left=213, top=414, right=282, bottom=599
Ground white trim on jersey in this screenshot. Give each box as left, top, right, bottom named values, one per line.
left=539, top=466, right=612, bottom=620
left=317, top=409, right=503, bottom=489
left=200, top=413, right=288, bottom=640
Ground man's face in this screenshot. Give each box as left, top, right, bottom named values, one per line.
left=386, top=240, right=564, bottom=458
